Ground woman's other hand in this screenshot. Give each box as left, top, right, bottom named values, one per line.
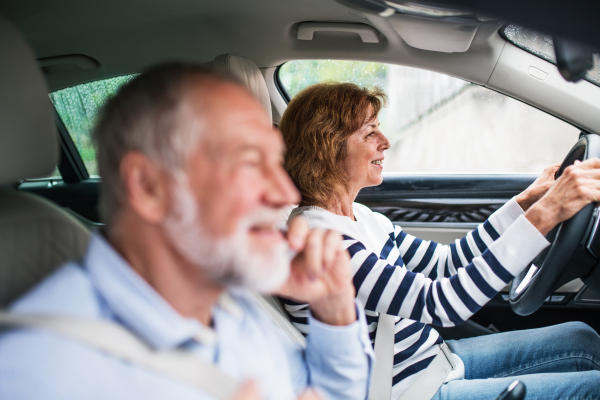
left=516, top=163, right=561, bottom=211
left=525, top=158, right=600, bottom=235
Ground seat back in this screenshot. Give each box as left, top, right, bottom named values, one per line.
left=210, top=53, right=273, bottom=123
left=208, top=54, right=306, bottom=338
left=0, top=16, right=91, bottom=306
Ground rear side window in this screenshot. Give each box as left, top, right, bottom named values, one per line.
left=49, top=74, right=136, bottom=176
left=278, top=60, right=580, bottom=174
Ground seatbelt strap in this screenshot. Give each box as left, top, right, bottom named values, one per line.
left=251, top=293, right=306, bottom=347
left=396, top=342, right=455, bottom=400
left=369, top=314, right=396, bottom=400
left=0, top=312, right=239, bottom=400
left=369, top=313, right=456, bottom=400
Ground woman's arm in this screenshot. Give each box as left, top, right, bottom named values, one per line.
left=385, top=197, right=524, bottom=280
left=388, top=165, right=559, bottom=280
left=347, top=215, right=548, bottom=327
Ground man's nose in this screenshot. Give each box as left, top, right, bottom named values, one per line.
left=265, top=165, right=301, bottom=206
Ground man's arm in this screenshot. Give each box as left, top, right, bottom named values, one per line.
left=304, top=304, right=372, bottom=400
left=276, top=217, right=373, bottom=400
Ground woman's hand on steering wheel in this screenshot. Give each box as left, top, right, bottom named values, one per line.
left=516, top=163, right=560, bottom=211
left=525, top=158, right=600, bottom=236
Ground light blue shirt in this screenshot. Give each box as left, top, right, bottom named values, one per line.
left=0, top=233, right=373, bottom=400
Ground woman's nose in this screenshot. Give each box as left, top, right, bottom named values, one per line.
left=379, top=132, right=391, bottom=150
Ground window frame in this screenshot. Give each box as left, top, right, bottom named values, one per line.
left=274, top=59, right=584, bottom=175
left=54, top=106, right=90, bottom=183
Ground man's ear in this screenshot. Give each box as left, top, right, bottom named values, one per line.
left=120, top=152, right=171, bottom=224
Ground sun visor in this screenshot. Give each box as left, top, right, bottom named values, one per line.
left=335, top=0, right=502, bottom=53
left=389, top=14, right=478, bottom=53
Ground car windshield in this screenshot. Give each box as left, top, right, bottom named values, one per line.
left=502, top=23, right=600, bottom=87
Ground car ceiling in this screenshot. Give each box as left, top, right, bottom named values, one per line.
left=0, top=0, right=366, bottom=87
left=0, top=0, right=509, bottom=91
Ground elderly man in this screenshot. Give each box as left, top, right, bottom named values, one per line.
left=0, top=64, right=373, bottom=400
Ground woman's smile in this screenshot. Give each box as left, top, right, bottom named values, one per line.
left=370, top=159, right=384, bottom=169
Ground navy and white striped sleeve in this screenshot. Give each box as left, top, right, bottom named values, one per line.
left=389, top=197, right=526, bottom=281
left=346, top=215, right=548, bottom=327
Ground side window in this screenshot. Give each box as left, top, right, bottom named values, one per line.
left=278, top=60, right=580, bottom=173
left=49, top=74, right=136, bottom=177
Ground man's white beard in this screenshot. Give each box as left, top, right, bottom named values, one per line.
left=163, top=173, right=290, bottom=293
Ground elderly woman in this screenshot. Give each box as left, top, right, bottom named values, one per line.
left=279, top=82, right=600, bottom=400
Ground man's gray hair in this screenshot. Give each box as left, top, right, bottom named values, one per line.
left=93, top=62, right=242, bottom=225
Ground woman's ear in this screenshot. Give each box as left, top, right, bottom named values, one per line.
left=119, top=152, right=171, bottom=224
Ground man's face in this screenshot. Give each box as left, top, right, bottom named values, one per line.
left=163, top=81, right=300, bottom=292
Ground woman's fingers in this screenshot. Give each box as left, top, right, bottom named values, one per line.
left=541, top=163, right=560, bottom=180
left=516, top=163, right=562, bottom=211
left=531, top=158, right=600, bottom=234
left=572, top=157, right=600, bottom=170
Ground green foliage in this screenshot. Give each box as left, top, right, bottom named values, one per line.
left=49, top=74, right=136, bottom=176
left=279, top=60, right=388, bottom=98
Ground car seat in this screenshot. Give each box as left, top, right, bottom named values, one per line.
left=207, top=53, right=273, bottom=123
left=208, top=53, right=305, bottom=345
left=0, top=16, right=90, bottom=307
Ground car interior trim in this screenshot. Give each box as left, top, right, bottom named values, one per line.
left=488, top=42, right=600, bottom=133
left=54, top=109, right=89, bottom=183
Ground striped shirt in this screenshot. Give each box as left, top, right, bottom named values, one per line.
left=283, top=199, right=549, bottom=398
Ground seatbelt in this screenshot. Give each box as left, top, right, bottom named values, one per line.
left=369, top=314, right=456, bottom=400
left=251, top=293, right=306, bottom=347
left=0, top=312, right=239, bottom=400
left=396, top=343, right=455, bottom=400
left=369, top=314, right=396, bottom=400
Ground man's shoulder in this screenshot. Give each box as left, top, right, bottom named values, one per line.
left=10, top=262, right=107, bottom=318
left=0, top=324, right=203, bottom=400
left=0, top=264, right=113, bottom=399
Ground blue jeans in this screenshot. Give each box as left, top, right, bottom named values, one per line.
left=431, top=322, right=600, bottom=400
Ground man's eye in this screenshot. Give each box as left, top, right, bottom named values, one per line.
left=242, top=159, right=260, bottom=167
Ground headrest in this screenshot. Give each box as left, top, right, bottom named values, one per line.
left=0, top=16, right=57, bottom=184
left=212, top=54, right=272, bottom=122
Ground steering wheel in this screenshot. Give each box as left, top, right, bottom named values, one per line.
left=509, top=133, right=600, bottom=316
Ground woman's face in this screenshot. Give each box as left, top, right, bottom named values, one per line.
left=342, top=111, right=390, bottom=192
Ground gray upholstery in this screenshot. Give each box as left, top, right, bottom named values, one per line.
left=0, top=191, right=91, bottom=306
left=212, top=54, right=273, bottom=122
left=0, top=16, right=57, bottom=184
left=0, top=18, right=91, bottom=306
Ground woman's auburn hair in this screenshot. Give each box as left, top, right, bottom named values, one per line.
left=280, top=82, right=387, bottom=208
